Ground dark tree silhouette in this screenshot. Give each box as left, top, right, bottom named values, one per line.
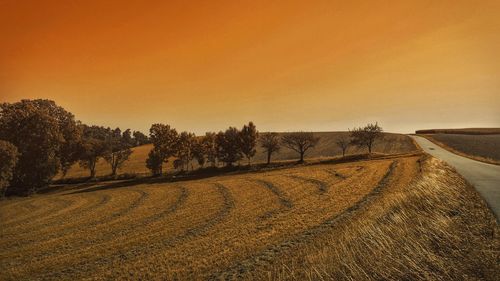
left=192, top=138, right=206, bottom=168
left=202, top=132, right=218, bottom=167
left=146, top=124, right=178, bottom=175
left=122, top=129, right=134, bottom=146
left=132, top=130, right=149, bottom=146
left=103, top=128, right=133, bottom=177
left=176, top=131, right=196, bottom=171
left=146, top=148, right=163, bottom=176
left=0, top=99, right=81, bottom=195
left=0, top=140, right=18, bottom=197
left=240, top=122, right=258, bottom=165
left=78, top=125, right=109, bottom=178
left=216, top=127, right=242, bottom=167
left=281, top=132, right=320, bottom=163
left=259, top=132, right=280, bottom=165
left=350, top=122, right=383, bottom=154
left=336, top=135, right=351, bottom=157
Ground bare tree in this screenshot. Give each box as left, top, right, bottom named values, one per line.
left=350, top=122, right=383, bottom=154
left=335, top=135, right=350, bottom=157
left=260, top=132, right=280, bottom=165
left=281, top=132, right=320, bottom=163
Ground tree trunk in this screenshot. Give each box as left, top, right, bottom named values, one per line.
left=342, top=149, right=345, bottom=157
left=111, top=164, right=117, bottom=177
left=299, top=151, right=304, bottom=163
left=267, top=151, right=271, bottom=165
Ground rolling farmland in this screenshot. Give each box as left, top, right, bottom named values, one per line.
left=1, top=154, right=497, bottom=280
left=60, top=132, right=418, bottom=179
left=422, top=133, right=500, bottom=164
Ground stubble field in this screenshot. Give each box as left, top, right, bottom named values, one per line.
left=1, top=154, right=498, bottom=280
left=422, top=133, right=500, bottom=164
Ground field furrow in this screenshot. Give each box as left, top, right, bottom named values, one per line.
left=212, top=161, right=397, bottom=280
left=0, top=185, right=185, bottom=267
left=0, top=197, right=75, bottom=229
left=26, top=183, right=234, bottom=280
left=1, top=193, right=111, bottom=240
left=287, top=175, right=329, bottom=193
left=0, top=189, right=149, bottom=251
left=0, top=157, right=436, bottom=280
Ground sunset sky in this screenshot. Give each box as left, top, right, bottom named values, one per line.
left=1, top=0, right=499, bottom=134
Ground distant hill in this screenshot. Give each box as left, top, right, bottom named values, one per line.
left=61, top=132, right=418, bottom=179
left=415, top=128, right=500, bottom=135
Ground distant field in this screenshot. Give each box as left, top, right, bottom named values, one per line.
left=61, top=132, right=418, bottom=179
left=422, top=133, right=500, bottom=164
left=1, top=155, right=497, bottom=280
left=416, top=128, right=500, bottom=135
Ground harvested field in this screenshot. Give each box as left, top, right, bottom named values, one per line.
left=1, top=155, right=497, bottom=280
left=60, top=132, right=417, bottom=179
left=423, top=133, right=500, bottom=164
left=416, top=128, right=500, bottom=135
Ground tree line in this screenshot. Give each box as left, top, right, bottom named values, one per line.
left=0, top=99, right=383, bottom=196
left=0, top=100, right=150, bottom=196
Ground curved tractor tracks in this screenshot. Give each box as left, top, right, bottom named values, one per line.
left=210, top=160, right=398, bottom=280
left=32, top=183, right=235, bottom=280
left=1, top=189, right=149, bottom=250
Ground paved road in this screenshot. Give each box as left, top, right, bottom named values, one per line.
left=411, top=135, right=500, bottom=220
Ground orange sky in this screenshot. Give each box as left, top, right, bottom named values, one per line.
left=1, top=0, right=499, bottom=134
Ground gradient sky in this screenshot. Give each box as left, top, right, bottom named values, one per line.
left=1, top=0, right=499, bottom=134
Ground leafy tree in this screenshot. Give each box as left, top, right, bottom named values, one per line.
left=175, top=131, right=196, bottom=171
left=173, top=158, right=185, bottom=171
left=202, top=132, right=218, bottom=167
left=146, top=148, right=164, bottom=176
left=103, top=127, right=133, bottom=177
left=0, top=99, right=80, bottom=195
left=216, top=127, right=242, bottom=167
left=259, top=132, right=280, bottom=165
left=78, top=125, right=109, bottom=178
left=122, top=129, right=134, bottom=146
left=132, top=130, right=149, bottom=146
left=192, top=138, right=206, bottom=168
left=336, top=135, right=350, bottom=157
left=350, top=122, right=383, bottom=154
left=281, top=132, right=320, bottom=163
left=0, top=140, right=18, bottom=197
left=240, top=122, right=258, bottom=165
left=146, top=124, right=178, bottom=175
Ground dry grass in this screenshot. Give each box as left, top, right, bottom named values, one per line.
left=421, top=134, right=500, bottom=165
left=244, top=157, right=499, bottom=280
left=1, top=155, right=497, bottom=280
left=60, top=131, right=417, bottom=179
